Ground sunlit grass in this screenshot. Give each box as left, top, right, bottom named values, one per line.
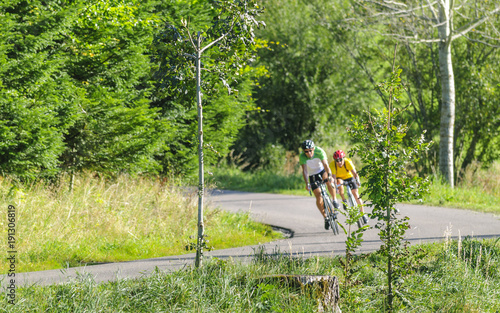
left=0, top=174, right=282, bottom=273
left=415, top=161, right=500, bottom=214
left=419, top=179, right=500, bottom=214
left=209, top=167, right=305, bottom=195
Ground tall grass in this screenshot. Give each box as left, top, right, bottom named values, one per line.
left=4, top=239, right=499, bottom=312
left=0, top=174, right=282, bottom=273
left=418, top=161, right=500, bottom=213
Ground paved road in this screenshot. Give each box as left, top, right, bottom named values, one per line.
left=4, top=190, right=500, bottom=286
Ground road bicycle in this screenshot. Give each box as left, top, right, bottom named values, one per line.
left=311, top=178, right=340, bottom=235
left=340, top=179, right=367, bottom=229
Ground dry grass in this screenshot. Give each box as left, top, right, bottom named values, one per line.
left=457, top=160, right=500, bottom=197
left=0, top=174, right=280, bottom=273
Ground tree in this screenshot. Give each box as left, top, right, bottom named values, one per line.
left=349, top=60, right=431, bottom=311
left=151, top=0, right=264, bottom=267
left=453, top=41, right=500, bottom=174
left=0, top=0, right=82, bottom=180
left=232, top=0, right=380, bottom=170
left=59, top=0, right=167, bottom=179
left=0, top=0, right=169, bottom=180
left=342, top=0, right=500, bottom=187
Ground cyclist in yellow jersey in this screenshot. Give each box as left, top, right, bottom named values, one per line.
left=329, top=149, right=368, bottom=224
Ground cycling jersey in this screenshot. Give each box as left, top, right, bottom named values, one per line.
left=299, top=147, right=328, bottom=175
left=330, top=157, right=355, bottom=180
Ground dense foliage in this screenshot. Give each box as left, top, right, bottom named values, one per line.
left=0, top=0, right=259, bottom=180
left=231, top=0, right=383, bottom=169
left=230, top=0, right=500, bottom=181
left=0, top=0, right=165, bottom=179
left=0, top=0, right=498, bottom=181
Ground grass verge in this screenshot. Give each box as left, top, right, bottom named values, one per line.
left=414, top=161, right=500, bottom=214
left=0, top=174, right=283, bottom=274
left=4, top=238, right=499, bottom=312
left=210, top=161, right=500, bottom=214
left=208, top=167, right=305, bottom=195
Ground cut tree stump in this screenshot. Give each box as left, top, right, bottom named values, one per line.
left=260, top=275, right=341, bottom=312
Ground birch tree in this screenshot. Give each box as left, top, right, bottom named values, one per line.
left=343, top=0, right=500, bottom=187
left=152, top=0, right=264, bottom=267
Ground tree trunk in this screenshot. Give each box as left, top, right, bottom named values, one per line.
left=459, top=123, right=480, bottom=176
left=438, top=0, right=456, bottom=188
left=195, top=32, right=205, bottom=268
left=69, top=170, right=75, bottom=192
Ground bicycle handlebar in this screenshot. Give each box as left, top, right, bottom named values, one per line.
left=311, top=178, right=331, bottom=187
left=336, top=180, right=352, bottom=186
left=317, top=178, right=331, bottom=188
left=337, top=179, right=349, bottom=187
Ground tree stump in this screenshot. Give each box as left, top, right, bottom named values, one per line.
left=260, top=275, right=341, bottom=312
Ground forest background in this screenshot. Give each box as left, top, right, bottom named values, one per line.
left=1, top=0, right=499, bottom=188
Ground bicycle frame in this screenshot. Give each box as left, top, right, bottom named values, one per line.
left=341, top=179, right=366, bottom=228
left=315, top=179, right=339, bottom=235
left=343, top=180, right=358, bottom=210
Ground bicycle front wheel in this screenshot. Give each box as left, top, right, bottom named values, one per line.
left=346, top=188, right=357, bottom=209
left=346, top=188, right=363, bottom=227
left=324, top=197, right=339, bottom=235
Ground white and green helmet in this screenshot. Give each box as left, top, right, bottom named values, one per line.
left=301, top=139, right=315, bottom=150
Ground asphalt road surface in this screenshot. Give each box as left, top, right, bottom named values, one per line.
left=4, top=190, right=500, bottom=286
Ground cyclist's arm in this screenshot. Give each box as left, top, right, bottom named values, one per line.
left=301, top=164, right=310, bottom=190
left=345, top=159, right=361, bottom=186
left=351, top=168, right=359, bottom=179
left=321, top=159, right=336, bottom=182
left=351, top=168, right=361, bottom=186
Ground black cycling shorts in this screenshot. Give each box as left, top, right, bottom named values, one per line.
left=342, top=177, right=358, bottom=190
left=309, top=170, right=325, bottom=191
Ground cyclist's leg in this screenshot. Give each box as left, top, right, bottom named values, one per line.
left=312, top=187, right=325, bottom=218
left=321, top=171, right=340, bottom=213
left=350, top=185, right=364, bottom=213
left=345, top=180, right=358, bottom=209
left=312, top=184, right=331, bottom=230
left=337, top=178, right=346, bottom=202
left=322, top=171, right=337, bottom=202
left=309, top=174, right=326, bottom=218
left=349, top=179, right=368, bottom=224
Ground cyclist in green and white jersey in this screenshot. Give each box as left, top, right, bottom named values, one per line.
left=299, top=140, right=340, bottom=230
